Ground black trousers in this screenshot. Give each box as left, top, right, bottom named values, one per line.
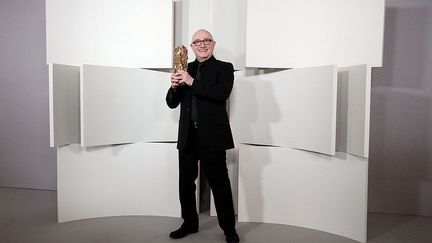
left=178, top=123, right=236, bottom=234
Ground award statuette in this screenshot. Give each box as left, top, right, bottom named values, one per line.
left=173, top=44, right=188, bottom=73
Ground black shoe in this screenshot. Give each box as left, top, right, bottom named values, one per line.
left=225, top=232, right=240, bottom=243
left=169, top=224, right=198, bottom=239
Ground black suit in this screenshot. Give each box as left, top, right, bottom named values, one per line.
left=167, top=56, right=235, bottom=151
left=166, top=55, right=236, bottom=235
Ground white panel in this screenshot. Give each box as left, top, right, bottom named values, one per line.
left=210, top=148, right=239, bottom=216
left=174, top=0, right=185, bottom=46
left=57, top=143, right=180, bottom=222
left=180, top=0, right=212, bottom=49
left=176, top=0, right=246, bottom=69
left=237, top=145, right=368, bottom=242
left=81, top=65, right=178, bottom=147
left=230, top=66, right=337, bottom=155
left=246, top=0, right=385, bottom=68
left=46, top=0, right=173, bottom=68
left=49, top=64, right=80, bottom=147
left=211, top=0, right=246, bottom=70
left=336, top=65, right=371, bottom=157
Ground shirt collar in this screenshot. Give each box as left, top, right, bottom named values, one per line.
left=194, top=55, right=216, bottom=68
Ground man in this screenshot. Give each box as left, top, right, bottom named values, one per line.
left=166, top=29, right=240, bottom=243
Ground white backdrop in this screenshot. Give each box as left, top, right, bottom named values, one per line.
left=57, top=143, right=180, bottom=222
left=45, top=1, right=385, bottom=242
left=49, top=64, right=80, bottom=147
left=336, top=65, right=371, bottom=158
left=175, top=0, right=246, bottom=69
left=230, top=66, right=337, bottom=155
left=80, top=65, right=178, bottom=147
left=237, top=145, right=368, bottom=242
left=46, top=0, right=173, bottom=68
left=245, top=0, right=385, bottom=68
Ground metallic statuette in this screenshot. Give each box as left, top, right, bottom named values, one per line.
left=173, top=44, right=188, bottom=73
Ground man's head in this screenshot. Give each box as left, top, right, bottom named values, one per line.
left=190, top=29, right=216, bottom=62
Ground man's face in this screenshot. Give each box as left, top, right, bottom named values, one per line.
left=190, top=30, right=215, bottom=62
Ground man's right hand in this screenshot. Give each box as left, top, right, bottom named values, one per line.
left=171, top=72, right=181, bottom=90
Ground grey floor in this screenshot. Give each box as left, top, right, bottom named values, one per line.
left=1, top=187, right=431, bottom=243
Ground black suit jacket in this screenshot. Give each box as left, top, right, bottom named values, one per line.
left=166, top=56, right=235, bottom=151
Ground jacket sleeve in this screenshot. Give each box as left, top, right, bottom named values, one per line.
left=166, top=86, right=185, bottom=109
left=191, top=63, right=234, bottom=101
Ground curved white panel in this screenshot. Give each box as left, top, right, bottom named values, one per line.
left=246, top=0, right=385, bottom=68
left=336, top=65, right=371, bottom=158
left=57, top=143, right=180, bottom=222
left=81, top=65, right=178, bottom=147
left=46, top=0, right=173, bottom=68
left=49, top=64, right=80, bottom=147
left=230, top=66, right=337, bottom=155
left=237, top=145, right=368, bottom=242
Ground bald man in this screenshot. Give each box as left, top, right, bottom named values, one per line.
left=166, top=29, right=239, bottom=243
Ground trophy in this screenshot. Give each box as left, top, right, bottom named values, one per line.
left=173, top=44, right=188, bottom=73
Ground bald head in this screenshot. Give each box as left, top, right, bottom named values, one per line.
left=192, top=29, right=214, bottom=41
left=190, top=29, right=216, bottom=62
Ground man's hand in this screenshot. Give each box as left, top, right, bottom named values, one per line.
left=171, top=72, right=182, bottom=90
left=176, top=70, right=194, bottom=86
